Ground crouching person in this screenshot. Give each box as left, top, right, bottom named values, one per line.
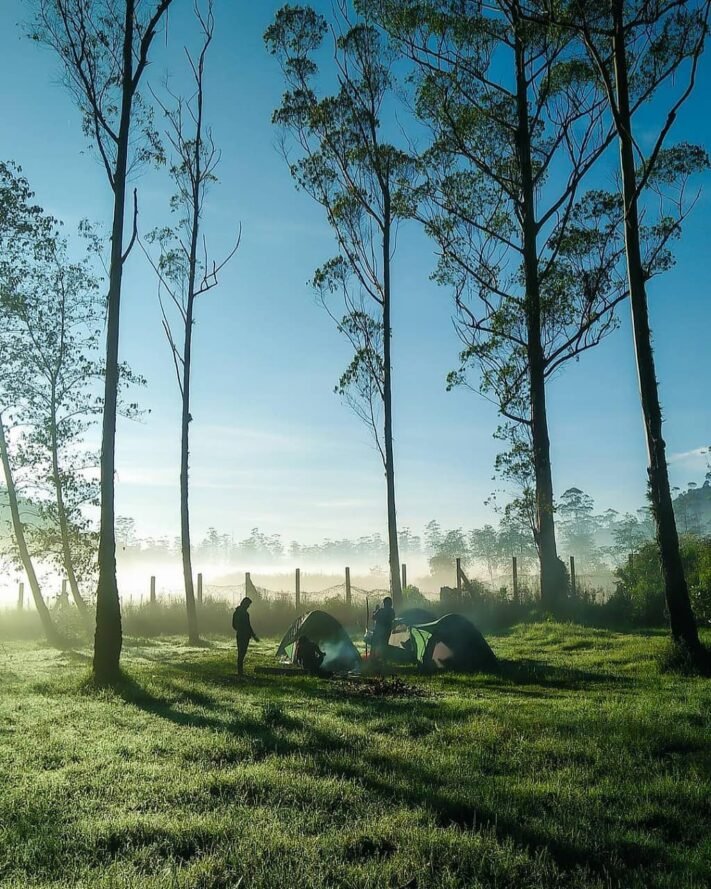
left=295, top=635, right=332, bottom=678
left=232, top=596, right=259, bottom=677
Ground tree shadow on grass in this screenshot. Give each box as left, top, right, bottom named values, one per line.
left=89, top=656, right=696, bottom=885
left=481, top=658, right=634, bottom=691
left=112, top=671, right=353, bottom=761
left=320, top=740, right=677, bottom=884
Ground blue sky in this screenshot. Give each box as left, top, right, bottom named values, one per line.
left=1, top=0, right=709, bottom=545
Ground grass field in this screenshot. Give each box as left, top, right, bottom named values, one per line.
left=1, top=624, right=710, bottom=889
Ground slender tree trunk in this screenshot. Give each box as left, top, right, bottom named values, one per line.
left=382, top=203, right=402, bottom=607
left=513, top=16, right=566, bottom=609
left=0, top=414, right=61, bottom=646
left=93, top=0, right=135, bottom=683
left=611, top=1, right=701, bottom=654
left=177, top=43, right=209, bottom=647
left=181, top=300, right=199, bottom=645
left=50, top=390, right=88, bottom=617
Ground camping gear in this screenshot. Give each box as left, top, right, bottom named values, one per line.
left=277, top=610, right=361, bottom=672
left=397, top=607, right=437, bottom=626
left=389, top=613, right=497, bottom=672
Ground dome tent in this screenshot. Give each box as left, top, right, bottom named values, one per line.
left=277, top=610, right=361, bottom=672
left=397, top=607, right=437, bottom=626
left=383, top=607, right=438, bottom=663
left=406, top=613, right=497, bottom=672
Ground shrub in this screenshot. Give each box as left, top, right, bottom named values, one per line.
left=607, top=536, right=711, bottom=627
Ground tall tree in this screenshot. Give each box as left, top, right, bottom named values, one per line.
left=554, top=0, right=710, bottom=658
left=266, top=3, right=412, bottom=605
left=0, top=162, right=62, bottom=645
left=558, top=487, right=602, bottom=568
left=32, top=0, right=176, bottom=681
left=145, top=0, right=239, bottom=645
left=11, top=226, right=104, bottom=619
left=365, top=0, right=627, bottom=608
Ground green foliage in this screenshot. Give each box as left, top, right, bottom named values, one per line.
left=0, top=163, right=144, bottom=595
left=610, top=536, right=711, bottom=627
left=266, top=4, right=411, bottom=450
left=30, top=0, right=170, bottom=180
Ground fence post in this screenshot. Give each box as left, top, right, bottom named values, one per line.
left=295, top=568, right=301, bottom=610
left=60, top=578, right=68, bottom=607
left=512, top=556, right=519, bottom=604
left=401, top=563, right=407, bottom=592
left=197, top=572, right=203, bottom=605
left=345, top=566, right=352, bottom=606
left=17, top=582, right=24, bottom=610
left=456, top=558, right=462, bottom=599
left=628, top=553, right=634, bottom=570
left=569, top=556, right=576, bottom=597
left=150, top=576, right=156, bottom=604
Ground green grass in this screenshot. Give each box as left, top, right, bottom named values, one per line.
left=1, top=624, right=709, bottom=888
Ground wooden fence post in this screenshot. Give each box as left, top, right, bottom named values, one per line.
left=295, top=568, right=301, bottom=610
left=197, top=573, right=203, bottom=605
left=401, top=563, right=407, bottom=592
left=628, top=553, right=634, bottom=570
left=569, top=556, right=576, bottom=597
left=150, top=576, right=156, bottom=604
left=456, top=558, right=462, bottom=599
left=17, top=582, right=24, bottom=610
left=345, top=566, right=352, bottom=606
left=512, top=556, right=519, bottom=604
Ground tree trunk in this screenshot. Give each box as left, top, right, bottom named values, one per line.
left=177, top=45, right=209, bottom=647
left=382, top=203, right=403, bottom=607
left=179, top=343, right=198, bottom=644
left=93, top=0, right=135, bottom=684
left=513, top=17, right=566, bottom=610
left=50, top=390, right=88, bottom=618
left=0, top=414, right=61, bottom=647
left=181, top=298, right=199, bottom=646
left=611, top=1, right=701, bottom=654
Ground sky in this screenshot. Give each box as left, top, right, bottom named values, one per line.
left=0, top=0, right=710, bottom=548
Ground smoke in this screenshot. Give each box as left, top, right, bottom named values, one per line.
left=319, top=638, right=359, bottom=672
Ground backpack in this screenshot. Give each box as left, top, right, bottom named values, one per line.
left=232, top=607, right=240, bottom=632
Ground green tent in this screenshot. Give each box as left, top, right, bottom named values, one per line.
left=405, top=613, right=497, bottom=672
left=397, top=607, right=436, bottom=626
left=277, top=610, right=361, bottom=672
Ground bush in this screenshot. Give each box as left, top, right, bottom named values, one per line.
left=607, top=535, right=711, bottom=627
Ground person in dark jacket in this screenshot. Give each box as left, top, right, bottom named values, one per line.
left=295, top=635, right=331, bottom=677
left=232, top=596, right=259, bottom=676
left=372, top=596, right=395, bottom=661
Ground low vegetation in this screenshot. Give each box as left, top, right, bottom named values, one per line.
left=1, top=624, right=709, bottom=888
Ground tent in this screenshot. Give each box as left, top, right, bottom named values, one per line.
left=390, top=613, right=497, bottom=672
left=277, top=610, right=361, bottom=672
left=397, top=607, right=437, bottom=626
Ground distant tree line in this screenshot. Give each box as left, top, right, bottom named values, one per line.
left=104, top=480, right=711, bottom=585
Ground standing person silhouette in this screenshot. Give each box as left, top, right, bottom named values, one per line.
left=372, top=596, right=395, bottom=662
left=232, top=596, right=259, bottom=676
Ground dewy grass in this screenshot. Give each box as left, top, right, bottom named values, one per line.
left=0, top=624, right=709, bottom=888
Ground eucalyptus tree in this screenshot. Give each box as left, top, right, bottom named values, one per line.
left=31, top=0, right=177, bottom=681
left=265, top=3, right=413, bottom=605
left=145, top=0, right=238, bottom=645
left=542, top=0, right=711, bottom=657
left=364, top=0, right=632, bottom=608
